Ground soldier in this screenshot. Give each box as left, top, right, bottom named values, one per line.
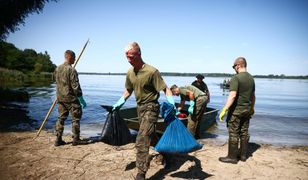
left=112, top=42, right=175, bottom=180
left=170, top=84, right=208, bottom=139
left=192, top=74, right=210, bottom=103
left=219, top=57, right=255, bottom=164
left=54, top=50, right=87, bottom=147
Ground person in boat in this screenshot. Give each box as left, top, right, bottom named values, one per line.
left=170, top=84, right=208, bottom=139
left=219, top=57, right=256, bottom=164
left=192, top=74, right=210, bottom=103
left=112, top=42, right=175, bottom=180
left=54, top=50, right=87, bottom=146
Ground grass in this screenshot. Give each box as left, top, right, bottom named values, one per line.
left=0, top=67, right=53, bottom=88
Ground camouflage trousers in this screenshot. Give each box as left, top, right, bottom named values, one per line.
left=56, top=101, right=82, bottom=137
left=227, top=110, right=251, bottom=144
left=136, top=102, right=160, bottom=174
left=187, top=96, right=207, bottom=137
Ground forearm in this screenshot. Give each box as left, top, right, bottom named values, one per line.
left=187, top=91, right=195, bottom=101
left=224, top=91, right=236, bottom=109
left=250, top=93, right=256, bottom=107
left=163, top=87, right=172, bottom=96
left=123, top=89, right=132, bottom=100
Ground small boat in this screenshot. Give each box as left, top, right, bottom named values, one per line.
left=220, top=83, right=230, bottom=89
left=119, top=104, right=219, bottom=137
left=220, top=79, right=230, bottom=89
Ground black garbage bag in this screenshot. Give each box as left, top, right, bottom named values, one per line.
left=100, top=105, right=131, bottom=146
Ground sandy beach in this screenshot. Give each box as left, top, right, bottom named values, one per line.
left=0, top=131, right=307, bottom=180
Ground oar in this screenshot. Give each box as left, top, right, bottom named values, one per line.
left=33, top=39, right=90, bottom=140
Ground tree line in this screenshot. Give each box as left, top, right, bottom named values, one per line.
left=0, top=41, right=56, bottom=74
left=79, top=72, right=308, bottom=79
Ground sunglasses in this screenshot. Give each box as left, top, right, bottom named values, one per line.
left=232, top=64, right=239, bottom=69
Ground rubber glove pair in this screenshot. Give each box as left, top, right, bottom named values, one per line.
left=112, top=95, right=177, bottom=112
left=77, top=96, right=87, bottom=109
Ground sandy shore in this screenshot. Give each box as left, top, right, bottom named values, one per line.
left=0, top=131, right=307, bottom=180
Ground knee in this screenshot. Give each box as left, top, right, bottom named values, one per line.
left=56, top=118, right=65, bottom=125
left=136, top=135, right=150, bottom=150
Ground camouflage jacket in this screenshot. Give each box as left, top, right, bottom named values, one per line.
left=54, top=62, right=82, bottom=102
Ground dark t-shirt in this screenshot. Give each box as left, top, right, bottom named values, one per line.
left=125, top=64, right=167, bottom=105
left=191, top=80, right=209, bottom=95
left=229, top=72, right=255, bottom=113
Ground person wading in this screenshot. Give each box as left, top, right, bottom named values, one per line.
left=170, top=84, right=208, bottom=139
left=112, top=42, right=175, bottom=180
left=54, top=50, right=87, bottom=146
left=219, top=57, right=256, bottom=163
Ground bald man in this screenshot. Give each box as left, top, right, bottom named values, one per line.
left=54, top=50, right=87, bottom=147
left=219, top=57, right=255, bottom=164
left=112, top=42, right=175, bottom=180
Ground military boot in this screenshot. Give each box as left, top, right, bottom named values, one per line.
left=135, top=173, right=145, bottom=180
left=72, top=134, right=89, bottom=146
left=219, top=142, right=238, bottom=164
left=240, top=138, right=249, bottom=162
left=54, top=133, right=66, bottom=147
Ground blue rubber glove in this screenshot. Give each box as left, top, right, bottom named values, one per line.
left=188, top=100, right=195, bottom=114
left=166, top=95, right=175, bottom=105
left=112, top=96, right=126, bottom=111
left=77, top=96, right=87, bottom=109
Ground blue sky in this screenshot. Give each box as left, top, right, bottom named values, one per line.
left=7, top=0, right=308, bottom=75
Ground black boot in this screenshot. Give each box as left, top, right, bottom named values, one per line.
left=240, top=138, right=249, bottom=162
left=135, top=173, right=145, bottom=180
left=72, top=134, right=89, bottom=146
left=219, top=142, right=238, bottom=164
left=54, top=133, right=66, bottom=147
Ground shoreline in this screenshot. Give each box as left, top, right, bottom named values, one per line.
left=0, top=131, right=307, bottom=180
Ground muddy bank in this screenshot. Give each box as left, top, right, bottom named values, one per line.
left=0, top=131, right=307, bottom=180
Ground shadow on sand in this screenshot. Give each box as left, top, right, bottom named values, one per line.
left=150, top=154, right=213, bottom=180
left=247, top=142, right=261, bottom=159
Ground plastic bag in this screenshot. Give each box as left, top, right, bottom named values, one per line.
left=100, top=105, right=131, bottom=146
left=154, top=102, right=202, bottom=153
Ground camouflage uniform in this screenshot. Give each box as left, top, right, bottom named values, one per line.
left=54, top=62, right=83, bottom=139
left=179, top=85, right=208, bottom=137
left=125, top=64, right=167, bottom=174
left=187, top=95, right=207, bottom=137
left=227, top=72, right=255, bottom=147
left=136, top=102, right=160, bottom=173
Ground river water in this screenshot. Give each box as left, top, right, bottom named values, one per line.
left=25, top=75, right=308, bottom=146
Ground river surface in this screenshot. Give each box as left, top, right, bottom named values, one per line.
left=24, top=75, right=308, bottom=146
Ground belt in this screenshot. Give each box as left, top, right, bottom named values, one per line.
left=137, top=101, right=159, bottom=106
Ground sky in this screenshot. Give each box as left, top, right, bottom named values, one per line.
left=6, top=0, right=308, bottom=76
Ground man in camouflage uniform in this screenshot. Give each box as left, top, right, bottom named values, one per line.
left=54, top=50, right=87, bottom=147
left=170, top=84, right=208, bottom=138
left=112, top=42, right=175, bottom=180
left=219, top=57, right=255, bottom=163
left=192, top=74, right=210, bottom=103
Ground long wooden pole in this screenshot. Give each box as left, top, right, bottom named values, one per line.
left=33, top=39, right=90, bottom=139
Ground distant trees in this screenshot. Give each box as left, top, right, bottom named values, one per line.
left=0, top=0, right=57, bottom=40
left=0, top=41, right=56, bottom=73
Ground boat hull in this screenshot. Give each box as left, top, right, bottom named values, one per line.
left=119, top=105, right=218, bottom=137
